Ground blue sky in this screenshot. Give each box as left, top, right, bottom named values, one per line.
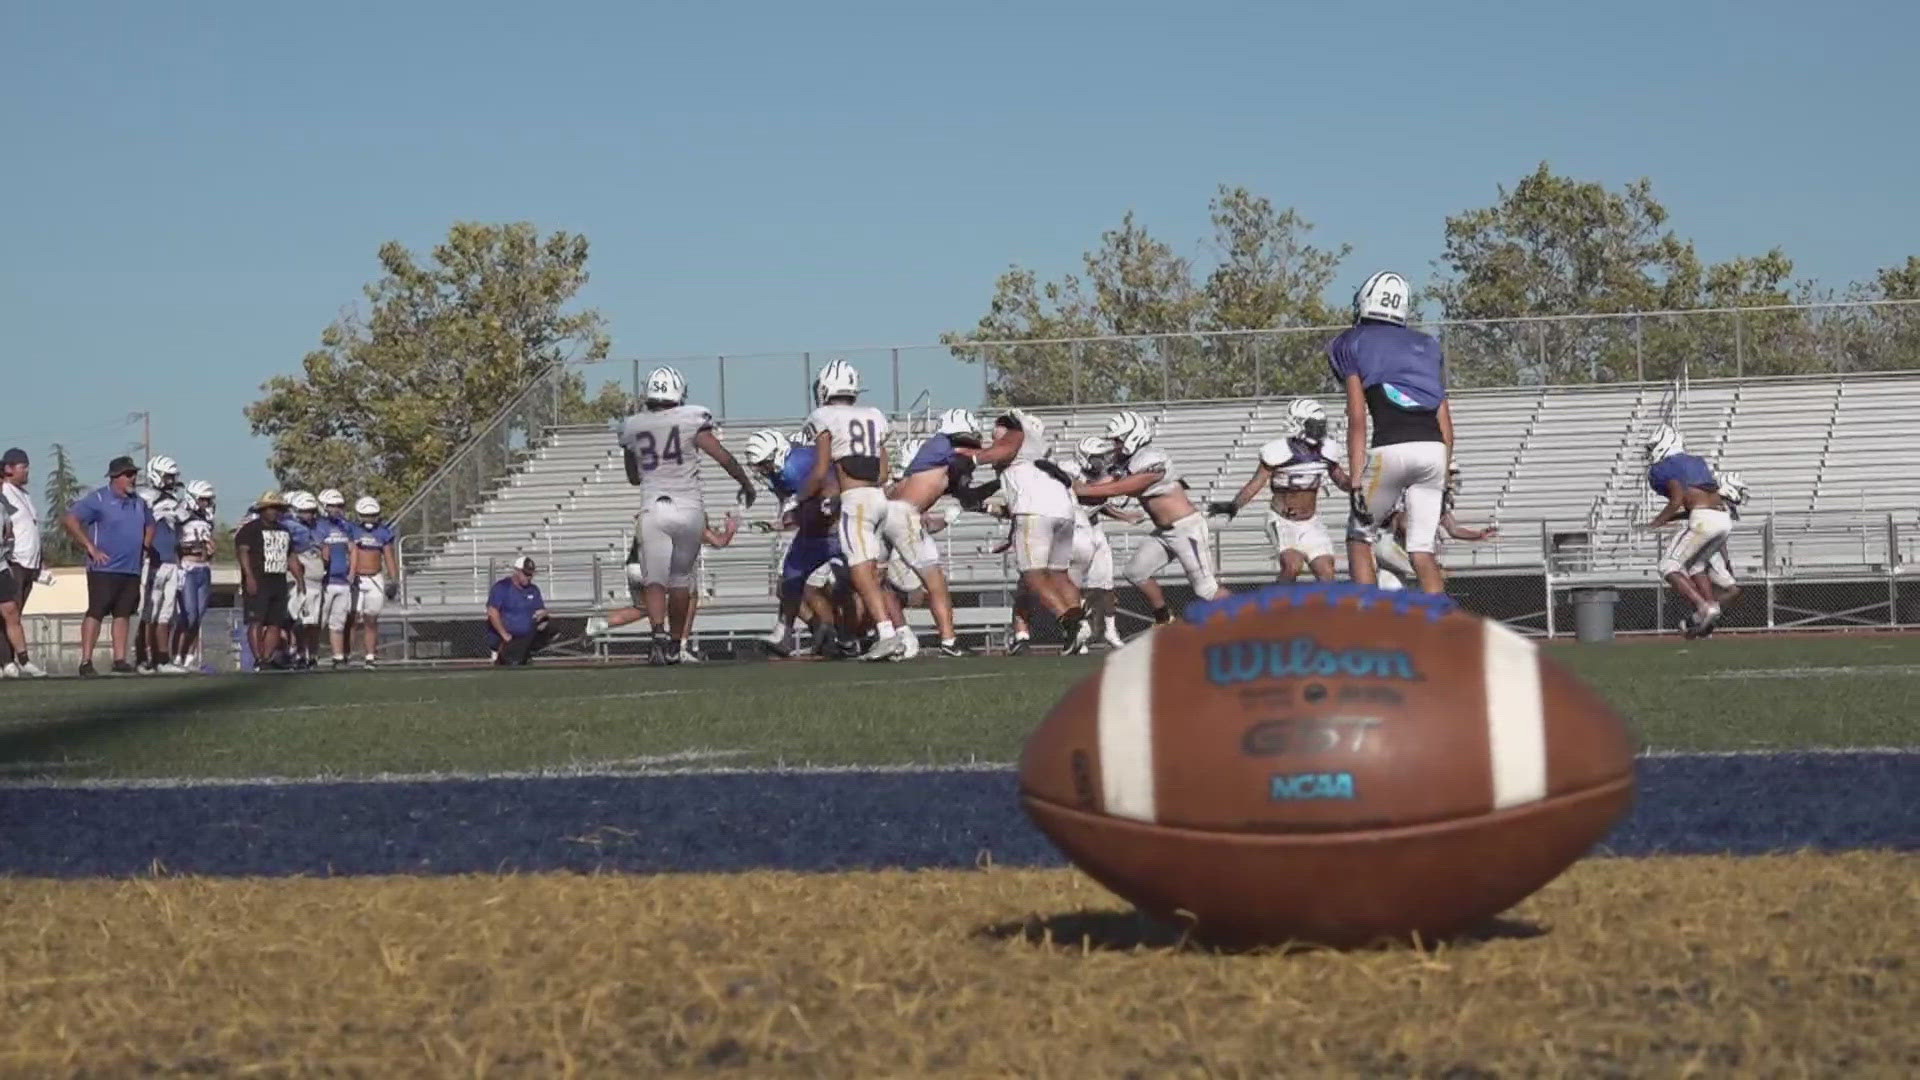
left=3, top=0, right=1911, bottom=505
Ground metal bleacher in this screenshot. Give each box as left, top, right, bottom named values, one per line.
left=400, top=371, right=1920, bottom=627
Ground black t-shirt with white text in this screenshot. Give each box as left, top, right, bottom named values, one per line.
left=234, top=518, right=291, bottom=577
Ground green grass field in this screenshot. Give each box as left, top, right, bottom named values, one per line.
left=2, top=634, right=1917, bottom=782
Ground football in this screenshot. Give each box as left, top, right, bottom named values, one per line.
left=1020, top=583, right=1636, bottom=948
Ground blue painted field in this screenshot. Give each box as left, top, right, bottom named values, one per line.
left=4, top=752, right=1913, bottom=878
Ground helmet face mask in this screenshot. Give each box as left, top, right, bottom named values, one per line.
left=1075, top=434, right=1112, bottom=474
left=354, top=495, right=381, bottom=524
left=744, top=429, right=789, bottom=474
left=1643, top=425, right=1684, bottom=463
left=146, top=455, right=180, bottom=492
left=1104, top=410, right=1152, bottom=458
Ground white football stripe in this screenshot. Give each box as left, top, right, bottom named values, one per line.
left=1097, top=628, right=1158, bottom=823
left=1482, top=619, right=1547, bottom=809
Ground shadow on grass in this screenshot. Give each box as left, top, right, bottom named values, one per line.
left=977, top=909, right=1547, bottom=954
left=0, top=676, right=295, bottom=773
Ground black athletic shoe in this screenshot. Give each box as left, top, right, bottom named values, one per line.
left=648, top=634, right=670, bottom=666
left=111, top=660, right=137, bottom=675
left=78, top=662, right=97, bottom=678
left=938, top=639, right=973, bottom=657
left=1007, top=636, right=1030, bottom=656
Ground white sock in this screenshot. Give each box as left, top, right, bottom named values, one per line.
left=876, top=620, right=897, bottom=638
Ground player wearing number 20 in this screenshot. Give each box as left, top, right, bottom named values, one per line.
left=797, top=358, right=929, bottom=662
left=597, top=366, right=755, bottom=664
left=1327, top=270, right=1454, bottom=593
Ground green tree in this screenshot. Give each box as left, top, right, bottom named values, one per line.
left=245, top=222, right=623, bottom=515
left=1428, top=163, right=1799, bottom=384
left=946, top=187, right=1347, bottom=404
left=1830, top=255, right=1920, bottom=371
left=41, top=443, right=86, bottom=566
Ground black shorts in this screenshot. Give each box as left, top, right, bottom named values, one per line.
left=86, top=571, right=141, bottom=619
left=0, top=568, right=16, bottom=606
left=245, top=576, right=292, bottom=627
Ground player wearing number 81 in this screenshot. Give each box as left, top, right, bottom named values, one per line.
left=591, top=366, right=755, bottom=664
left=796, top=358, right=926, bottom=661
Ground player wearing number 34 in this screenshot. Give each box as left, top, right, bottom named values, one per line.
left=602, top=366, right=756, bottom=665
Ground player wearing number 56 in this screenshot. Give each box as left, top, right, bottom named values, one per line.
left=599, top=367, right=755, bottom=665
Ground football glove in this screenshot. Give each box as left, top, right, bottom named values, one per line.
left=1207, top=500, right=1239, bottom=520
left=384, top=581, right=400, bottom=601
left=736, top=483, right=757, bottom=510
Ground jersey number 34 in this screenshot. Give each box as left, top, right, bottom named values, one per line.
left=631, top=429, right=684, bottom=472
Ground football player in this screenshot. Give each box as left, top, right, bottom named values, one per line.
left=171, top=481, right=217, bottom=671
left=794, top=359, right=928, bottom=661
left=744, top=426, right=841, bottom=657
left=1070, top=434, right=1142, bottom=649
left=133, top=455, right=182, bottom=670
left=1371, top=464, right=1496, bottom=590
left=1685, top=469, right=1747, bottom=637
left=1075, top=410, right=1227, bottom=634
left=589, top=366, right=754, bottom=664
left=284, top=491, right=324, bottom=668
left=1328, top=271, right=1453, bottom=592
left=957, top=407, right=1088, bottom=652
left=885, top=408, right=994, bottom=657
left=1642, top=424, right=1731, bottom=636
left=137, top=489, right=188, bottom=673
left=315, top=489, right=357, bottom=669
left=1212, top=398, right=1351, bottom=583
left=348, top=495, right=399, bottom=668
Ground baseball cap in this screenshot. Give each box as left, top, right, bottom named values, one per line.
left=107, top=455, right=139, bottom=478
left=509, top=554, right=537, bottom=574
left=1, top=448, right=27, bottom=467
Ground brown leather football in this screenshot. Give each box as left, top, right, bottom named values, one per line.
left=1020, top=584, right=1636, bottom=948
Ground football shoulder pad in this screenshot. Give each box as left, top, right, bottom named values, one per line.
left=1258, top=439, right=1294, bottom=469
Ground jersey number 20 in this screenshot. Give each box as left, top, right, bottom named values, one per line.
left=632, top=429, right=684, bottom=471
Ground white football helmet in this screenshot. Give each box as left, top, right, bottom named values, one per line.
left=1285, top=398, right=1329, bottom=443
left=1643, top=424, right=1684, bottom=462
left=937, top=408, right=979, bottom=438
left=892, top=438, right=920, bottom=481
left=744, top=428, right=789, bottom=470
left=317, top=488, right=345, bottom=511
left=813, top=358, right=861, bottom=405
left=354, top=495, right=381, bottom=522
left=790, top=427, right=813, bottom=445
left=643, top=366, right=688, bottom=406
left=182, top=480, right=216, bottom=516
left=287, top=490, right=319, bottom=513
left=146, top=455, right=180, bottom=491
left=1354, top=271, right=1411, bottom=326
left=1075, top=434, right=1112, bottom=473
left=1105, top=410, right=1153, bottom=457
left=1718, top=470, right=1748, bottom=504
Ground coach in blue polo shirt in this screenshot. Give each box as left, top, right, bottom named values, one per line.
left=486, top=554, right=552, bottom=666
left=64, top=455, right=155, bottom=676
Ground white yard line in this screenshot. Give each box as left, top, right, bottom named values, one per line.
left=1686, top=665, right=1920, bottom=680
left=0, top=748, right=1912, bottom=791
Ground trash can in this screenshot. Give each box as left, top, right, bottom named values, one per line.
left=1571, top=588, right=1619, bottom=643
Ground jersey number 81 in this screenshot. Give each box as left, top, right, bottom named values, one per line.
left=847, top=420, right=878, bottom=457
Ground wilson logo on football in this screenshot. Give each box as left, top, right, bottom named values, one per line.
left=1205, top=637, right=1420, bottom=686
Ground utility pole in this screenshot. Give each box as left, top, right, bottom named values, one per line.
left=127, top=411, right=151, bottom=464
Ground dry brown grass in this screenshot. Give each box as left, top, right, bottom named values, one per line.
left=2, top=854, right=1915, bottom=1077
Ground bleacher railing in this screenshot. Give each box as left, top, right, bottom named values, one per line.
left=388, top=300, right=1920, bottom=568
